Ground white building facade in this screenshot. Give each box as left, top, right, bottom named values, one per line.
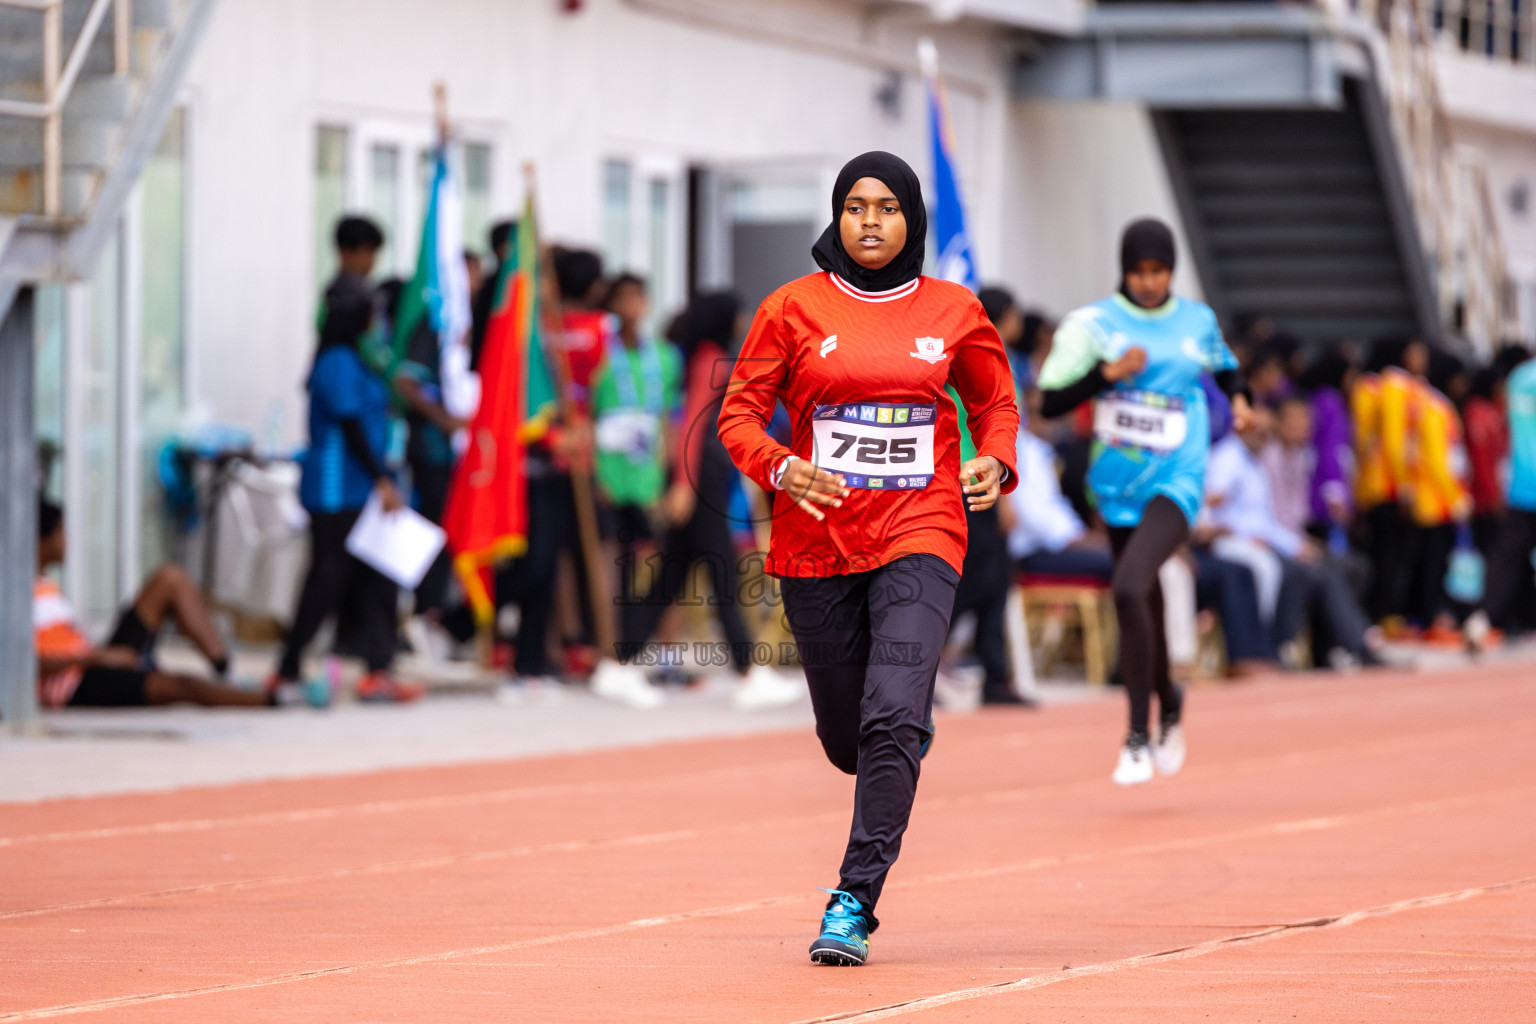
left=34, top=0, right=1536, bottom=624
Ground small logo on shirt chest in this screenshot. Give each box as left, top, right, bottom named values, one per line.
left=820, top=335, right=838, bottom=358
left=910, top=337, right=946, bottom=364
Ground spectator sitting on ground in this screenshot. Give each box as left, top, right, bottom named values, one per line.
left=1205, top=407, right=1384, bottom=669
left=34, top=499, right=273, bottom=709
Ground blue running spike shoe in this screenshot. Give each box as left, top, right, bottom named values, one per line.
left=809, top=888, right=870, bottom=966
left=920, top=715, right=936, bottom=760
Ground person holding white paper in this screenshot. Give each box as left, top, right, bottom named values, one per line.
left=266, top=216, right=423, bottom=705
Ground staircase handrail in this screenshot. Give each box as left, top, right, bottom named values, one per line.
left=1323, top=0, right=1513, bottom=352
left=0, top=0, right=132, bottom=217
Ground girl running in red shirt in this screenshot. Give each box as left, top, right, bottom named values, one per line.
left=719, top=152, right=1019, bottom=965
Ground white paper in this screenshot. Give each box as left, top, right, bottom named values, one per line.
left=345, top=493, right=447, bottom=590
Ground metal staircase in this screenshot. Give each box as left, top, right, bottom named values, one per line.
left=1016, top=0, right=1517, bottom=351
left=1153, top=82, right=1430, bottom=343
left=0, top=0, right=219, bottom=306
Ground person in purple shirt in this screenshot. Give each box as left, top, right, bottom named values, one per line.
left=1296, top=352, right=1356, bottom=538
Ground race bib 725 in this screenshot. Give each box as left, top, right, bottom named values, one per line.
left=811, top=403, right=936, bottom=490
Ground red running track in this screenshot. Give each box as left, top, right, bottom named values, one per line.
left=2, top=662, right=1534, bottom=1022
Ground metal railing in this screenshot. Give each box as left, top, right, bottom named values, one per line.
left=1420, top=0, right=1535, bottom=64
left=1330, top=0, right=1516, bottom=351
left=0, top=0, right=133, bottom=217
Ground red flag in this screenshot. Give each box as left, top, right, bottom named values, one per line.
left=441, top=201, right=554, bottom=626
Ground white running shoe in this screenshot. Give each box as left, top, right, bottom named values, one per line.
left=1153, top=724, right=1186, bottom=776
left=1464, top=610, right=1491, bottom=654
left=731, top=665, right=805, bottom=712
left=1112, top=742, right=1155, bottom=786
left=590, top=659, right=666, bottom=710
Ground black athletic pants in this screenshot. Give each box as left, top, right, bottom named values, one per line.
left=280, top=509, right=398, bottom=678
left=1106, top=496, right=1187, bottom=739
left=620, top=499, right=753, bottom=674
left=1405, top=522, right=1455, bottom=626
left=780, top=553, right=959, bottom=930
left=411, top=460, right=455, bottom=617
left=1480, top=508, right=1536, bottom=629
left=1365, top=502, right=1410, bottom=621
left=493, top=473, right=568, bottom=677
left=950, top=507, right=1011, bottom=695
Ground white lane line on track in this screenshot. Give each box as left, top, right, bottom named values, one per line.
left=2, top=784, right=1532, bottom=1020
left=786, top=876, right=1536, bottom=1023
left=0, top=894, right=813, bottom=1022
left=5, top=743, right=1534, bottom=925
left=0, top=757, right=811, bottom=849
left=6, top=748, right=1533, bottom=927
left=5, top=704, right=1530, bottom=854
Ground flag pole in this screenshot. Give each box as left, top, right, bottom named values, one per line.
left=523, top=163, right=617, bottom=665
left=433, top=80, right=449, bottom=146
left=431, top=81, right=495, bottom=670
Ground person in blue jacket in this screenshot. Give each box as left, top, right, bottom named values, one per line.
left=1036, top=218, right=1252, bottom=785
left=267, top=216, right=421, bottom=705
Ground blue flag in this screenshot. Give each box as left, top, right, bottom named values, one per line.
left=920, top=39, right=978, bottom=291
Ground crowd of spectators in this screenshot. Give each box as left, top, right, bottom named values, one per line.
left=33, top=214, right=1536, bottom=710
left=980, top=290, right=1536, bottom=682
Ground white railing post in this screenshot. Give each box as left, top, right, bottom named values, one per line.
left=42, top=0, right=60, bottom=217
left=115, top=0, right=131, bottom=75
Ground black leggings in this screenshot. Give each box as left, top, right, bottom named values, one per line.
left=1480, top=508, right=1536, bottom=629
left=619, top=498, right=753, bottom=674
left=1107, top=496, right=1188, bottom=738
left=780, top=553, right=959, bottom=928
left=280, top=509, right=399, bottom=678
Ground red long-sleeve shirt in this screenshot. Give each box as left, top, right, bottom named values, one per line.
left=718, top=272, right=1019, bottom=577
left=1463, top=395, right=1508, bottom=515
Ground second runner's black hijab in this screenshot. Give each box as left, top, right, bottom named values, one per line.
left=811, top=151, right=928, bottom=293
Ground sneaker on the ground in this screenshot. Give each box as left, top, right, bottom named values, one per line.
left=731, top=665, right=804, bottom=711
left=1153, top=723, right=1186, bottom=776
left=354, top=672, right=424, bottom=703
left=931, top=667, right=979, bottom=710
left=981, top=684, right=1035, bottom=707
left=1327, top=647, right=1361, bottom=672
left=263, top=674, right=332, bottom=709
left=1112, top=733, right=1154, bottom=786
left=1463, top=611, right=1503, bottom=654
left=809, top=889, right=870, bottom=966
left=590, top=659, right=666, bottom=710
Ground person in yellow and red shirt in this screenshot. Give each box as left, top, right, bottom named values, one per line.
left=1352, top=347, right=1396, bottom=620
left=1356, top=338, right=1425, bottom=627
left=718, top=152, right=1018, bottom=966
left=1405, top=353, right=1473, bottom=641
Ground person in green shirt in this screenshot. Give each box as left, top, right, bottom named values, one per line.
left=591, top=273, right=683, bottom=604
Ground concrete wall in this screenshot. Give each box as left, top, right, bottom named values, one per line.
left=179, top=0, right=1032, bottom=444
left=997, top=98, right=1200, bottom=324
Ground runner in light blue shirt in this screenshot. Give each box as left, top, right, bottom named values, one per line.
left=1035, top=218, right=1252, bottom=786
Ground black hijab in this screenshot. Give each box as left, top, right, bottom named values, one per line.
left=1118, top=218, right=1177, bottom=307
left=811, top=151, right=927, bottom=293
